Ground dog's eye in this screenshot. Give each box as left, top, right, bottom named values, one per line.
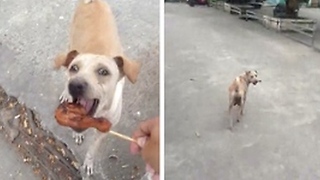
left=98, top=68, right=109, bottom=76
left=251, top=75, right=254, bottom=78
left=70, top=65, right=79, bottom=72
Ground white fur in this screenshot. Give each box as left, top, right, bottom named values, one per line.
left=57, top=0, right=138, bottom=176
left=81, top=78, right=124, bottom=175
left=94, top=77, right=124, bottom=125
left=60, top=54, right=125, bottom=175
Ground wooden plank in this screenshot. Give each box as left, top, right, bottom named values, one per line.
left=0, top=86, right=82, bottom=180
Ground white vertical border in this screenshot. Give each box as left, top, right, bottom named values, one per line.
left=159, top=0, right=165, bottom=179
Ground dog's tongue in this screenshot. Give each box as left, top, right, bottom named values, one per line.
left=79, top=99, right=94, bottom=113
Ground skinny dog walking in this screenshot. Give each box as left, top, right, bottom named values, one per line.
left=228, top=70, right=261, bottom=130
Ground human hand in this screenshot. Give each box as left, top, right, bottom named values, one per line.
left=130, top=117, right=159, bottom=179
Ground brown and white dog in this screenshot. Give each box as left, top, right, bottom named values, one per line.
left=228, top=70, right=261, bottom=130
left=54, top=0, right=140, bottom=176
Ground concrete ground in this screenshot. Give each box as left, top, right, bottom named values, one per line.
left=165, top=3, right=320, bottom=180
left=0, top=0, right=159, bottom=179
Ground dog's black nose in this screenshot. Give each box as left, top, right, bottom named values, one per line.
left=68, top=80, right=88, bottom=98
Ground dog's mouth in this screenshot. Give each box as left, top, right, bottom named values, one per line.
left=73, top=98, right=99, bottom=116
left=253, top=80, right=262, bottom=85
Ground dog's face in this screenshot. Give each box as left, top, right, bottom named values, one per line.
left=67, top=53, right=122, bottom=115
left=245, top=70, right=260, bottom=85
left=54, top=50, right=140, bottom=116
left=55, top=50, right=137, bottom=116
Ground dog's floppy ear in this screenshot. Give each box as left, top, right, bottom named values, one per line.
left=54, top=50, right=79, bottom=69
left=114, top=56, right=141, bottom=84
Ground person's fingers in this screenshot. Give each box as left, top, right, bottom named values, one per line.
left=145, top=164, right=155, bottom=174
left=132, top=129, right=148, bottom=140
left=130, top=140, right=140, bottom=155
left=130, top=116, right=160, bottom=171
left=141, top=124, right=160, bottom=173
left=137, top=137, right=147, bottom=147
left=145, top=164, right=159, bottom=180
left=131, top=117, right=159, bottom=154
left=141, top=143, right=159, bottom=173
left=130, top=137, right=147, bottom=154
left=152, top=174, right=160, bottom=180
left=130, top=118, right=157, bottom=154
left=132, top=117, right=159, bottom=139
left=130, top=118, right=155, bottom=154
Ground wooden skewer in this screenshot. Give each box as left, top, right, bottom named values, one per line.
left=109, top=130, right=137, bottom=143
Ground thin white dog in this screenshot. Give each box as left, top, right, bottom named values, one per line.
left=228, top=70, right=261, bottom=130
left=54, top=0, right=140, bottom=176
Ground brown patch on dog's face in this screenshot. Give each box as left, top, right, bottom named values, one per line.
left=113, top=56, right=140, bottom=84
left=53, top=50, right=79, bottom=69
left=63, top=50, right=79, bottom=67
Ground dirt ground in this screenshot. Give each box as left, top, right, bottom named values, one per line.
left=165, top=3, right=320, bottom=180
left=0, top=0, right=159, bottom=179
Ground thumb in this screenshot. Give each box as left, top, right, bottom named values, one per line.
left=137, top=137, right=147, bottom=148
left=130, top=136, right=147, bottom=154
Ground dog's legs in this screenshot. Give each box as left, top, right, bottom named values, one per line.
left=228, top=94, right=233, bottom=114
left=83, top=132, right=108, bottom=176
left=228, top=103, right=233, bottom=115
left=228, top=102, right=234, bottom=130
left=59, top=88, right=85, bottom=144
left=60, top=90, right=84, bottom=144
left=240, top=96, right=246, bottom=116
left=236, top=106, right=240, bottom=123
left=229, top=115, right=234, bottom=130
left=60, top=88, right=86, bottom=144
left=228, top=94, right=234, bottom=130
left=238, top=97, right=246, bottom=122
left=72, top=131, right=84, bottom=145
left=236, top=106, right=241, bottom=123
